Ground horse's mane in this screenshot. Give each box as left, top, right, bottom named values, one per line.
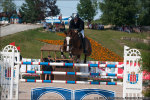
left=67, top=29, right=79, bottom=38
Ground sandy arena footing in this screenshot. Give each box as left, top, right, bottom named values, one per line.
left=19, top=82, right=123, bottom=99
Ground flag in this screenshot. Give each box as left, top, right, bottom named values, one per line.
left=9, top=42, right=15, bottom=46
left=17, top=46, right=20, bottom=51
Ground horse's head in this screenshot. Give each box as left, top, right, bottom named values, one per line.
left=64, top=29, right=78, bottom=52
left=61, top=29, right=92, bottom=62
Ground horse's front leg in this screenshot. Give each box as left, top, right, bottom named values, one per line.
left=76, top=55, right=81, bottom=63
left=74, top=55, right=80, bottom=73
left=84, top=54, right=87, bottom=63
left=60, top=46, right=64, bottom=58
left=69, top=51, right=72, bottom=58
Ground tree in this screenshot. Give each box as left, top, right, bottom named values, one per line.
left=1, top=0, right=16, bottom=13
left=19, top=0, right=45, bottom=23
left=44, top=0, right=60, bottom=17
left=1, top=0, right=16, bottom=12
left=0, top=0, right=16, bottom=21
left=77, top=0, right=98, bottom=22
left=19, top=0, right=60, bottom=23
left=99, top=0, right=139, bottom=26
left=138, top=0, right=150, bottom=25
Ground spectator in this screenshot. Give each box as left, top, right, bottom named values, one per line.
left=124, top=26, right=131, bottom=33
left=55, top=23, right=60, bottom=32
left=89, top=23, right=92, bottom=29
left=46, top=23, right=49, bottom=31
left=43, top=56, right=54, bottom=80
left=88, top=23, right=104, bottom=30
left=49, top=23, right=53, bottom=32
left=47, top=55, right=54, bottom=80
left=42, top=20, right=47, bottom=31
left=60, top=21, right=65, bottom=32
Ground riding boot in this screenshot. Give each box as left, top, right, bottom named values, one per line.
left=80, top=35, right=87, bottom=54
left=83, top=38, right=87, bottom=54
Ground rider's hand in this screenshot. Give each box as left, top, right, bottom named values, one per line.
left=74, top=30, right=78, bottom=33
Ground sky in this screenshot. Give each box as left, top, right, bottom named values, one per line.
left=13, top=0, right=102, bottom=20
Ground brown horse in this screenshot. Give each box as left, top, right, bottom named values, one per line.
left=60, top=29, right=92, bottom=63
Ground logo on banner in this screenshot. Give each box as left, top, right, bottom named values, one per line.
left=128, top=72, right=138, bottom=84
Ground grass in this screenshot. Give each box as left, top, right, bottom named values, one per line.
left=1, top=28, right=64, bottom=58
left=85, top=29, right=148, bottom=56
left=0, top=27, right=149, bottom=60
left=135, top=42, right=150, bottom=50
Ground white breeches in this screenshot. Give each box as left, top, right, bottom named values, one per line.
left=80, top=30, right=84, bottom=38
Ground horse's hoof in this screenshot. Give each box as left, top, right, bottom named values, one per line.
left=61, top=55, right=64, bottom=58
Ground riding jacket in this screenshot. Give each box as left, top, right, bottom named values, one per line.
left=69, top=18, right=84, bottom=32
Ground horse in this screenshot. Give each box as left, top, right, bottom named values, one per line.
left=60, top=29, right=92, bottom=63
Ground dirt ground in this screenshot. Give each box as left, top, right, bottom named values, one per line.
left=19, top=82, right=123, bottom=100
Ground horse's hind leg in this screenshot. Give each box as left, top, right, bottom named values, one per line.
left=74, top=55, right=80, bottom=74
left=84, top=54, right=87, bottom=63
left=60, top=47, right=64, bottom=58
left=76, top=55, right=80, bottom=63
left=69, top=51, right=72, bottom=58
left=84, top=55, right=90, bottom=72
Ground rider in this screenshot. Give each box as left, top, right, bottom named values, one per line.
left=69, top=13, right=87, bottom=53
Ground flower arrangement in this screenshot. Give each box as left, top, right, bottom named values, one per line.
left=37, top=39, right=63, bottom=45
left=56, top=33, right=66, bottom=37
left=87, top=37, right=123, bottom=62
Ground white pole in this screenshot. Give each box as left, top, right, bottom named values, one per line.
left=15, top=52, right=20, bottom=99
left=10, top=48, right=15, bottom=99
left=123, top=46, right=128, bottom=98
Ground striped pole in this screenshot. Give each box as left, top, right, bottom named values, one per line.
left=20, top=79, right=123, bottom=85
left=17, top=62, right=123, bottom=68
left=22, top=71, right=123, bottom=77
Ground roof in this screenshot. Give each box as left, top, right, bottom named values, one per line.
left=41, top=44, right=61, bottom=51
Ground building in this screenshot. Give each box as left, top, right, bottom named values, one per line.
left=0, top=11, right=22, bottom=24
left=0, top=12, right=9, bottom=24
left=10, top=14, right=22, bottom=24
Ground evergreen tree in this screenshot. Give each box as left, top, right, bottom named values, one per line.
left=99, top=0, right=139, bottom=26
left=138, top=0, right=150, bottom=25
left=19, top=0, right=45, bottom=23
left=1, top=0, right=16, bottom=13
left=77, top=0, right=97, bottom=22
left=44, top=0, right=60, bottom=17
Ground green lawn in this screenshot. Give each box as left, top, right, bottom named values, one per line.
left=85, top=29, right=148, bottom=56
left=0, top=28, right=64, bottom=58
left=0, top=27, right=148, bottom=59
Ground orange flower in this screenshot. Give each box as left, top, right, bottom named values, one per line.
left=37, top=39, right=63, bottom=45
left=37, top=33, right=123, bottom=62
left=56, top=33, right=66, bottom=37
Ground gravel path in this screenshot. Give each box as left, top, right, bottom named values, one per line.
left=0, top=24, right=42, bottom=37
left=19, top=82, right=123, bottom=99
